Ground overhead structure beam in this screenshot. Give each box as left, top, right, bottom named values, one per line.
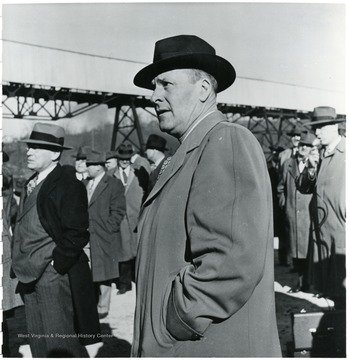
left=3, top=81, right=346, bottom=157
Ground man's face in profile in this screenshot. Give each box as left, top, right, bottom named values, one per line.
left=150, top=69, right=202, bottom=138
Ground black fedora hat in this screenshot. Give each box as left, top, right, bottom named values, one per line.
left=115, top=143, right=135, bottom=160
left=286, top=125, right=303, bottom=137
left=106, top=150, right=118, bottom=161
left=73, top=146, right=93, bottom=160
left=134, top=35, right=236, bottom=93
left=86, top=151, right=106, bottom=165
left=304, top=106, right=345, bottom=127
left=145, top=134, right=167, bottom=152
left=298, top=132, right=317, bottom=147
left=19, top=123, right=72, bottom=150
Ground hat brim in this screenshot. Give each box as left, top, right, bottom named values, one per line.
left=304, top=118, right=345, bottom=127
left=134, top=53, right=236, bottom=93
left=19, top=139, right=72, bottom=150
left=116, top=154, right=133, bottom=160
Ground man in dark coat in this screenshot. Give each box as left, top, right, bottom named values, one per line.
left=277, top=132, right=317, bottom=292
left=131, top=35, right=281, bottom=357
left=297, top=106, right=346, bottom=308
left=11, top=123, right=101, bottom=357
left=144, top=133, right=168, bottom=197
left=85, top=151, right=126, bottom=318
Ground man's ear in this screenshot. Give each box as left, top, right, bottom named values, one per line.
left=199, top=78, right=212, bottom=102
left=51, top=151, right=61, bottom=162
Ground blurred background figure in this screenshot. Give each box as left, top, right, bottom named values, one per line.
left=277, top=132, right=317, bottom=292
left=297, top=106, right=346, bottom=308
left=74, top=145, right=92, bottom=181
left=85, top=151, right=126, bottom=319
left=105, top=150, right=118, bottom=171
left=2, top=150, right=31, bottom=357
left=144, top=134, right=168, bottom=197
left=278, top=125, right=303, bottom=168
left=114, top=143, right=148, bottom=295
left=267, top=145, right=285, bottom=242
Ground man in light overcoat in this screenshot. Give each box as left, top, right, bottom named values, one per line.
left=131, top=34, right=281, bottom=357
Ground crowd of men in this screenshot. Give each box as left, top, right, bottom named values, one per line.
left=2, top=34, right=346, bottom=358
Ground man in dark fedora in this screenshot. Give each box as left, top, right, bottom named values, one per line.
left=114, top=143, right=149, bottom=295
left=105, top=150, right=118, bottom=172
left=131, top=35, right=281, bottom=357
left=73, top=145, right=92, bottom=182
left=144, top=133, right=168, bottom=196
left=297, top=106, right=346, bottom=308
left=85, top=151, right=126, bottom=318
left=11, top=123, right=101, bottom=357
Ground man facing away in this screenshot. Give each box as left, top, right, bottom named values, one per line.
left=131, top=34, right=281, bottom=357
left=11, top=123, right=101, bottom=357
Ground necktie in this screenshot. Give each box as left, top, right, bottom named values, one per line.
left=122, top=170, right=128, bottom=185
left=157, top=157, right=172, bottom=180
left=87, top=179, right=95, bottom=201
left=26, top=176, right=38, bottom=196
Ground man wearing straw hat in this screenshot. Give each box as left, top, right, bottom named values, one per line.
left=11, top=123, right=101, bottom=357
left=131, top=35, right=281, bottom=357
left=297, top=106, right=346, bottom=308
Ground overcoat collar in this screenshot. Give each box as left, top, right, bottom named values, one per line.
left=143, top=110, right=226, bottom=206
left=113, top=166, right=135, bottom=193
left=88, top=172, right=109, bottom=206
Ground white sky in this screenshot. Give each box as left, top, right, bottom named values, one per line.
left=1, top=1, right=347, bottom=139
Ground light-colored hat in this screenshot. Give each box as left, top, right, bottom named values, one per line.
left=19, top=123, right=71, bottom=150
left=304, top=106, right=345, bottom=127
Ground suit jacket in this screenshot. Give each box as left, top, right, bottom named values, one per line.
left=277, top=157, right=312, bottom=259
left=115, top=165, right=147, bottom=261
left=132, top=111, right=281, bottom=357
left=88, top=172, right=126, bottom=282
left=35, top=164, right=100, bottom=345
left=297, top=137, right=346, bottom=297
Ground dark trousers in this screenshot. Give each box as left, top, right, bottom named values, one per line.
left=118, top=259, right=135, bottom=290
left=21, top=264, right=86, bottom=357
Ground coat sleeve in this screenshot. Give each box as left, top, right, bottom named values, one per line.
left=107, top=178, right=126, bottom=233
left=166, top=125, right=273, bottom=340
left=52, top=179, right=90, bottom=274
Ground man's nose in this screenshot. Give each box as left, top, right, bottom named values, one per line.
left=27, top=147, right=34, bottom=155
left=315, top=128, right=321, bottom=136
left=150, top=86, right=162, bottom=104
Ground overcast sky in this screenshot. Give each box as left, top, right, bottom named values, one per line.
left=2, top=1, right=347, bottom=140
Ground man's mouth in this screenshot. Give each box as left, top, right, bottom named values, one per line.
left=156, top=109, right=169, bottom=116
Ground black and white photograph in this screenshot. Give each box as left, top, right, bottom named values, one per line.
left=1, top=1, right=346, bottom=357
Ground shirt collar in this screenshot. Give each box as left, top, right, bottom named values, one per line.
left=36, top=164, right=57, bottom=184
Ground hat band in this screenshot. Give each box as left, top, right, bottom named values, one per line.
left=313, top=115, right=336, bottom=121
left=30, top=131, right=64, bottom=146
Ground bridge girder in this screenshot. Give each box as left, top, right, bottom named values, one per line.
left=3, top=81, right=346, bottom=158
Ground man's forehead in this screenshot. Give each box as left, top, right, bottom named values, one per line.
left=153, top=69, right=191, bottom=82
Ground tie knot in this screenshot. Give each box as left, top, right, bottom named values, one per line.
left=27, top=176, right=38, bottom=196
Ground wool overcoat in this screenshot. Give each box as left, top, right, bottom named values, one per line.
left=35, top=164, right=100, bottom=345
left=115, top=166, right=146, bottom=261
left=277, top=157, right=312, bottom=259
left=88, top=172, right=126, bottom=282
left=132, top=112, right=281, bottom=357
left=297, top=137, right=346, bottom=297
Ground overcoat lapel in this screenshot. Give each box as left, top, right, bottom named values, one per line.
left=88, top=173, right=109, bottom=206
left=287, top=158, right=299, bottom=180
left=125, top=167, right=136, bottom=194
left=143, top=111, right=227, bottom=207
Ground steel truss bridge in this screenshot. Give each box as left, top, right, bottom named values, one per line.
left=3, top=81, right=346, bottom=158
